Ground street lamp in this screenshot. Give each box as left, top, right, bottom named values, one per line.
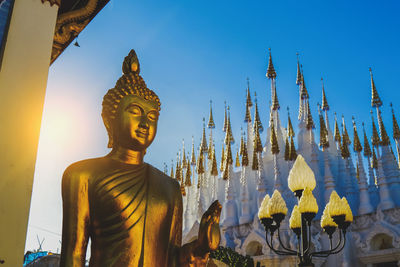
left=258, top=155, right=353, bottom=267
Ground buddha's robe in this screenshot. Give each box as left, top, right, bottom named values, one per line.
left=60, top=158, right=184, bottom=267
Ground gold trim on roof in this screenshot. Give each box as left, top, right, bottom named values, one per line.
left=51, top=0, right=110, bottom=64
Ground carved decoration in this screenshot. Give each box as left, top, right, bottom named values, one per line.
left=40, top=0, right=60, bottom=6
left=50, top=0, right=110, bottom=64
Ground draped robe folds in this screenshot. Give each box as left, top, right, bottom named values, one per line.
left=60, top=158, right=186, bottom=267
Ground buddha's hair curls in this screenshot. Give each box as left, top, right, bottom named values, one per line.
left=101, top=49, right=161, bottom=147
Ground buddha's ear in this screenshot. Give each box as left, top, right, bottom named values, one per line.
left=103, top=116, right=114, bottom=148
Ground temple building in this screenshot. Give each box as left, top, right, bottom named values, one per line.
left=174, top=51, right=400, bottom=267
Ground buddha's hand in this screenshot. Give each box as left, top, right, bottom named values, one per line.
left=197, top=200, right=222, bottom=256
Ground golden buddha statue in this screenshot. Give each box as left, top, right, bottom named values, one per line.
left=60, top=50, right=221, bottom=267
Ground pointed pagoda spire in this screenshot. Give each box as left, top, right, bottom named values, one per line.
left=251, top=149, right=259, bottom=171
left=253, top=92, right=263, bottom=132
left=362, top=123, right=372, bottom=157
left=296, top=53, right=302, bottom=85
left=318, top=104, right=329, bottom=149
left=244, top=78, right=253, bottom=122
left=377, top=109, right=390, bottom=146
left=371, top=111, right=381, bottom=147
left=223, top=135, right=233, bottom=180
left=180, top=181, right=186, bottom=196
left=239, top=129, right=244, bottom=156
left=334, top=113, right=341, bottom=143
left=352, top=118, right=363, bottom=152
left=287, top=107, right=295, bottom=137
left=266, top=48, right=277, bottom=79
left=300, top=67, right=309, bottom=99
left=246, top=78, right=253, bottom=107
left=342, top=116, right=351, bottom=146
left=207, top=134, right=213, bottom=159
left=372, top=147, right=378, bottom=169
left=391, top=103, right=400, bottom=140
left=190, top=136, right=196, bottom=166
left=208, top=100, right=215, bottom=129
left=210, top=145, right=218, bottom=176
left=223, top=101, right=228, bottom=132
left=271, top=82, right=280, bottom=111
left=170, top=160, right=174, bottom=178
left=200, top=118, right=208, bottom=154
left=184, top=162, right=192, bottom=186
left=220, top=143, right=225, bottom=172
left=369, top=68, right=383, bottom=108
left=321, top=78, right=330, bottom=111
left=341, top=131, right=351, bottom=159
left=306, top=101, right=315, bottom=130
left=270, top=118, right=280, bottom=154
left=227, top=106, right=234, bottom=143
left=289, top=135, right=297, bottom=161
left=196, top=149, right=205, bottom=175
left=224, top=106, right=235, bottom=144
left=235, top=149, right=240, bottom=168
left=175, top=153, right=181, bottom=182
left=242, top=137, right=249, bottom=166
left=182, top=139, right=187, bottom=169
left=253, top=120, right=263, bottom=152
left=284, top=135, right=290, bottom=161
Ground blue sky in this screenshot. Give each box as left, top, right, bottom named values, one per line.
left=26, top=0, right=400, bottom=253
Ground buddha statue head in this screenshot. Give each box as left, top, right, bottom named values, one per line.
left=102, top=50, right=161, bottom=151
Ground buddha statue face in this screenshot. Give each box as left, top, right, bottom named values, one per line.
left=111, top=95, right=159, bottom=151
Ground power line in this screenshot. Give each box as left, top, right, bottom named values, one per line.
left=28, top=225, right=61, bottom=237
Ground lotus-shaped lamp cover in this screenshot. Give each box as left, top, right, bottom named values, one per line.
left=289, top=205, right=301, bottom=229
left=328, top=191, right=346, bottom=217
left=341, top=197, right=353, bottom=222
left=321, top=203, right=338, bottom=228
left=267, top=190, right=288, bottom=216
left=298, top=187, right=318, bottom=214
left=288, top=154, right=316, bottom=192
left=258, top=194, right=271, bottom=219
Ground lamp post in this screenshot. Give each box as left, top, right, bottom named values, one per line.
left=258, top=155, right=353, bottom=267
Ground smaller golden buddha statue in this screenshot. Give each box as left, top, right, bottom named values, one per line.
left=60, top=50, right=221, bottom=267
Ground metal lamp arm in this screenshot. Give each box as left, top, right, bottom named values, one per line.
left=265, top=232, right=297, bottom=256
left=304, top=222, right=312, bottom=254
left=277, top=228, right=298, bottom=254
left=311, top=229, right=345, bottom=257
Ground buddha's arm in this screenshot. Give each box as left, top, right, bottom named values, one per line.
left=168, top=186, right=209, bottom=267
left=177, top=200, right=222, bottom=267
left=60, top=167, right=90, bottom=267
